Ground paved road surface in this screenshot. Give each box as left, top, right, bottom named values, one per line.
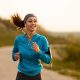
left=0, top=46, right=75, bottom=80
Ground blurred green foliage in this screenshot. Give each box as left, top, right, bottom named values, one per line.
left=64, top=45, right=80, bottom=63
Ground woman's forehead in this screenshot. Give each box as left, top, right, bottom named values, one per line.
left=27, top=17, right=37, bottom=20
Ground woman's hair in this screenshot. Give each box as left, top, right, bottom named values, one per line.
left=11, top=13, right=37, bottom=28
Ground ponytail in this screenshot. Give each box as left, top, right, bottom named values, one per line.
left=11, top=14, right=24, bottom=28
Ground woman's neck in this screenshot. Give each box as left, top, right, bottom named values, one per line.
left=26, top=31, right=36, bottom=40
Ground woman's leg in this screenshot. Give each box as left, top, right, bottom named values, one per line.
left=16, top=71, right=28, bottom=80
left=16, top=72, right=42, bottom=80
left=30, top=73, right=42, bottom=80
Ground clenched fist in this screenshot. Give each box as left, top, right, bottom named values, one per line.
left=14, top=53, right=20, bottom=61
left=32, top=42, right=40, bottom=53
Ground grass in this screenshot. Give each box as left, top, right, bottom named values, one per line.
left=0, top=28, right=21, bottom=47
left=43, top=59, right=80, bottom=80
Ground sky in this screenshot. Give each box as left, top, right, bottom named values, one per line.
left=0, top=0, right=80, bottom=32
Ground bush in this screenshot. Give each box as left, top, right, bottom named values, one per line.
left=64, top=45, right=80, bottom=64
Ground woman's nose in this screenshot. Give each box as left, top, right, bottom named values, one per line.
left=32, top=21, right=36, bottom=25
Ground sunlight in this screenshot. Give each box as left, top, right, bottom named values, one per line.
left=0, top=0, right=80, bottom=32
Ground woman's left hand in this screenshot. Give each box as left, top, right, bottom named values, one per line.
left=32, top=42, right=40, bottom=53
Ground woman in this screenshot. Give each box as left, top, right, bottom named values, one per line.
left=11, top=13, right=52, bottom=80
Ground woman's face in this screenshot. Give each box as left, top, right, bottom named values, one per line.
left=25, top=16, right=37, bottom=32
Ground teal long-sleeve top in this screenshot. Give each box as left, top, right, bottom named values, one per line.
left=12, top=33, right=52, bottom=76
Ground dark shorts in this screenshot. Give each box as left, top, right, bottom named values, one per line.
left=16, top=71, right=42, bottom=80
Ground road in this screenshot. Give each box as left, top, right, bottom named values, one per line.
left=0, top=46, right=75, bottom=80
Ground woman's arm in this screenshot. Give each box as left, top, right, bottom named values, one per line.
left=12, top=37, right=20, bottom=61
left=37, top=47, right=52, bottom=64
left=32, top=36, right=52, bottom=64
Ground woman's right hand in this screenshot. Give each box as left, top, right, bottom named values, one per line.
left=14, top=53, right=20, bottom=61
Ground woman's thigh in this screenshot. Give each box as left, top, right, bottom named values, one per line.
left=30, top=73, right=41, bottom=80
left=16, top=72, right=28, bottom=80
left=16, top=72, right=42, bottom=80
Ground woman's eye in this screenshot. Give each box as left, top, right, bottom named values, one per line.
left=28, top=21, right=32, bottom=22
left=28, top=20, right=37, bottom=23
left=34, top=20, right=37, bottom=22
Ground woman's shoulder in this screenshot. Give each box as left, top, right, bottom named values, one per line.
left=37, top=34, right=48, bottom=41
left=38, top=34, right=47, bottom=39
left=15, top=34, right=25, bottom=40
